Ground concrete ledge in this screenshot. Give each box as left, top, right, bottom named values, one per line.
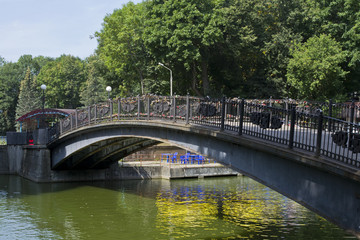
left=116, top=163, right=239, bottom=180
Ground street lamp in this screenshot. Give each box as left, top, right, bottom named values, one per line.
left=158, top=62, right=173, bottom=96
left=106, top=86, right=112, bottom=99
left=40, top=84, right=46, bottom=110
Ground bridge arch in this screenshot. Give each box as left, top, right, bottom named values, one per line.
left=49, top=121, right=232, bottom=170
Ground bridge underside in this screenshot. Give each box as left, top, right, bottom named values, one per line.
left=52, top=137, right=159, bottom=170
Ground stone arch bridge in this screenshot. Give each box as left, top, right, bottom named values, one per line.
left=41, top=95, right=360, bottom=236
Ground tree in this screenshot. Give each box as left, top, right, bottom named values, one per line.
left=0, top=55, right=52, bottom=134
left=0, top=56, right=5, bottom=66
left=286, top=34, right=347, bottom=100
left=96, top=2, right=153, bottom=96
left=36, top=55, right=85, bottom=109
left=0, top=62, right=18, bottom=134
left=144, top=0, right=228, bottom=96
left=80, top=55, right=107, bottom=106
left=15, top=67, right=42, bottom=120
left=306, top=0, right=360, bottom=94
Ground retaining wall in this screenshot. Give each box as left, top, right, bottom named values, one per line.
left=0, top=146, right=9, bottom=174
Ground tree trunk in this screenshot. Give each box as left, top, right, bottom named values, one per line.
left=191, top=62, right=202, bottom=97
left=137, top=69, right=144, bottom=95
left=201, top=58, right=210, bottom=96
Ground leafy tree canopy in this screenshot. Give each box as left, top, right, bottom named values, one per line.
left=286, top=34, right=348, bottom=101
left=80, top=55, right=108, bottom=106
left=15, top=67, right=42, bottom=120
left=36, top=55, right=85, bottom=109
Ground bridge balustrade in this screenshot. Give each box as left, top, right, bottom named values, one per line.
left=48, top=95, right=360, bottom=169
left=321, top=117, right=360, bottom=167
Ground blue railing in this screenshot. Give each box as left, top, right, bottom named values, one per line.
left=48, top=95, right=360, bottom=169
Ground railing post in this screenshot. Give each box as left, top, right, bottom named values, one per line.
left=88, top=106, right=91, bottom=125
left=118, top=98, right=121, bottom=121
left=350, top=100, right=355, bottom=124
left=186, top=94, right=190, bottom=124
left=60, top=119, right=63, bottom=135
left=110, top=100, right=113, bottom=121
left=328, top=99, right=332, bottom=131
left=238, top=99, right=245, bottom=135
left=285, top=98, right=289, bottom=126
left=173, top=95, right=177, bottom=122
left=70, top=113, right=73, bottom=130
left=75, top=109, right=78, bottom=129
left=316, top=110, right=324, bottom=157
left=349, top=100, right=355, bottom=146
left=289, top=106, right=296, bottom=149
left=94, top=104, right=97, bottom=124
left=137, top=95, right=141, bottom=120
left=220, top=96, right=226, bottom=131
left=147, top=96, right=150, bottom=121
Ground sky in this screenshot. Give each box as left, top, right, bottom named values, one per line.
left=0, top=0, right=142, bottom=62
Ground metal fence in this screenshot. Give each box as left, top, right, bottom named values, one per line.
left=48, top=95, right=360, bottom=169
left=246, top=98, right=360, bottom=124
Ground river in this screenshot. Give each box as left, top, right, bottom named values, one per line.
left=0, top=175, right=356, bottom=239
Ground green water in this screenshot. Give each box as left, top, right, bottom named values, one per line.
left=0, top=175, right=356, bottom=240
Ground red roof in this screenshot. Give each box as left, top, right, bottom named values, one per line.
left=16, top=108, right=75, bottom=122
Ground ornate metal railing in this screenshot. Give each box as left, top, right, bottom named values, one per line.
left=48, top=95, right=360, bottom=169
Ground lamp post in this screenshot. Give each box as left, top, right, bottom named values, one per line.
left=40, top=84, right=46, bottom=129
left=106, top=86, right=112, bottom=99
left=158, top=62, right=173, bottom=96
left=40, top=84, right=46, bottom=110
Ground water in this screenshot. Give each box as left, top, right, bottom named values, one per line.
left=0, top=175, right=356, bottom=240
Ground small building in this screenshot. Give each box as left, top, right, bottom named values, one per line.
left=16, top=108, right=75, bottom=132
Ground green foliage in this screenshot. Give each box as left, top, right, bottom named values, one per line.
left=94, top=0, right=359, bottom=99
left=2, top=0, right=360, bottom=136
left=144, top=0, right=226, bottom=96
left=37, top=55, right=85, bottom=109
left=307, top=0, right=360, bottom=93
left=96, top=2, right=153, bottom=96
left=15, top=67, right=42, bottom=120
left=286, top=34, right=347, bottom=100
left=0, top=62, right=19, bottom=134
left=80, top=55, right=108, bottom=106
left=0, top=55, right=52, bottom=134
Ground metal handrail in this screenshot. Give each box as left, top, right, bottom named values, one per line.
left=48, top=95, right=360, bottom=169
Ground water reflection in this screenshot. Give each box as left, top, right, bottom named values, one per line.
left=155, top=178, right=355, bottom=239
left=0, top=175, right=356, bottom=239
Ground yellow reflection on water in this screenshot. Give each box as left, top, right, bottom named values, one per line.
left=154, top=179, right=313, bottom=239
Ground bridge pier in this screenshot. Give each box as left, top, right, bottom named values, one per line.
left=2, top=145, right=120, bottom=182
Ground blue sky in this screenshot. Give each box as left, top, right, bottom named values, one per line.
left=0, top=0, right=142, bottom=62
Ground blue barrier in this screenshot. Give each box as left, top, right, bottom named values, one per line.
left=162, top=152, right=208, bottom=164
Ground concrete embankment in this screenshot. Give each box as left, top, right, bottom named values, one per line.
left=0, top=145, right=22, bottom=175
left=0, top=146, right=9, bottom=174
left=116, top=162, right=240, bottom=180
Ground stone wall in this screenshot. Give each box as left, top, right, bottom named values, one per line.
left=0, top=146, right=9, bottom=174
left=123, top=144, right=187, bottom=162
